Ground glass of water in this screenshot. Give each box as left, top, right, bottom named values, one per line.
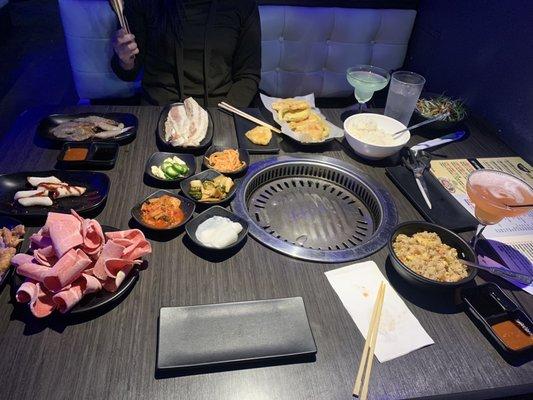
left=384, top=71, right=426, bottom=126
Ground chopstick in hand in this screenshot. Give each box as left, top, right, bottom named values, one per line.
left=218, top=102, right=282, bottom=134
left=353, top=281, right=386, bottom=400
left=110, top=0, right=130, bottom=33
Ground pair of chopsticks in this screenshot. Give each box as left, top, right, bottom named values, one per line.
left=109, top=0, right=130, bottom=33
left=353, top=281, right=386, bottom=400
left=218, top=102, right=282, bottom=134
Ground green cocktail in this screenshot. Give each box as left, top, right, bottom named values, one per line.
left=347, top=65, right=390, bottom=113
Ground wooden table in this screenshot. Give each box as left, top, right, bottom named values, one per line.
left=0, top=106, right=531, bottom=400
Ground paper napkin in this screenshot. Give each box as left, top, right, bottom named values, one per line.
left=325, top=261, right=434, bottom=362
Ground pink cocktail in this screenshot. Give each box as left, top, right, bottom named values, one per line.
left=466, top=169, right=533, bottom=248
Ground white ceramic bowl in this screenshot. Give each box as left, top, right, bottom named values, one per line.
left=343, top=113, right=410, bottom=160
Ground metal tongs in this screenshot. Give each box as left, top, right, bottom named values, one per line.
left=402, top=149, right=433, bottom=209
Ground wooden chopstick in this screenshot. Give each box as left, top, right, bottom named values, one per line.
left=218, top=102, right=282, bottom=134
left=353, top=281, right=386, bottom=399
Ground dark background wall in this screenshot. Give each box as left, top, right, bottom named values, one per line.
left=405, top=0, right=533, bottom=163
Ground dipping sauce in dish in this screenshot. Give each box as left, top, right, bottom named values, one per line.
left=63, top=147, right=89, bottom=161
left=491, top=319, right=533, bottom=351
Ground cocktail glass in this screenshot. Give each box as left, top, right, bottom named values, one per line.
left=346, top=65, right=390, bottom=114
left=466, top=169, right=533, bottom=250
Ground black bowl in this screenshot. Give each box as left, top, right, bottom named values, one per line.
left=414, top=94, right=467, bottom=132
left=388, top=221, right=477, bottom=290
left=203, top=146, right=249, bottom=175
left=179, top=169, right=239, bottom=205
left=144, top=152, right=196, bottom=185
left=131, top=190, right=195, bottom=231
left=185, top=206, right=248, bottom=250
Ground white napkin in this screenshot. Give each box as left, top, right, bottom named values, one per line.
left=259, top=93, right=344, bottom=143
left=325, top=261, right=434, bottom=362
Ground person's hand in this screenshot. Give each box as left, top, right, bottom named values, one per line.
left=112, top=28, right=139, bottom=70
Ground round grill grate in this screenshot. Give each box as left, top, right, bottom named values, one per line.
left=232, top=155, right=397, bottom=262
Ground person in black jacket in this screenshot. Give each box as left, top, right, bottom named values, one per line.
left=111, top=0, right=261, bottom=107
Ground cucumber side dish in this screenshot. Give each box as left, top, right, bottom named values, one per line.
left=151, top=157, right=190, bottom=180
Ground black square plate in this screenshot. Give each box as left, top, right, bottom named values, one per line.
left=131, top=190, right=195, bottom=231
left=157, top=297, right=317, bottom=371
left=179, top=169, right=239, bottom=205
left=37, top=112, right=138, bottom=144
left=157, top=103, right=213, bottom=151
left=0, top=170, right=110, bottom=218
left=233, top=108, right=280, bottom=154
left=57, top=142, right=119, bottom=169
left=144, top=152, right=196, bottom=185
left=203, top=146, right=249, bottom=175
left=185, top=206, right=248, bottom=250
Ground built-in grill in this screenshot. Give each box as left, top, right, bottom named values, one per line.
left=231, top=155, right=398, bottom=262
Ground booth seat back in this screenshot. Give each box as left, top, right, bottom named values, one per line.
left=59, top=0, right=416, bottom=100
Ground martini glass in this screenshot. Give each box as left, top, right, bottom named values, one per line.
left=346, top=65, right=390, bottom=114
left=466, top=169, right=533, bottom=250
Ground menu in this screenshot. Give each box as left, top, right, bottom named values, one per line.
left=430, top=157, right=533, bottom=294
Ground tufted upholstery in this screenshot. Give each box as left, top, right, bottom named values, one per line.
left=59, top=0, right=416, bottom=100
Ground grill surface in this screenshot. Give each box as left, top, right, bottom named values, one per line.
left=232, top=155, right=397, bottom=262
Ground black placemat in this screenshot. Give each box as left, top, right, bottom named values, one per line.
left=233, top=108, right=280, bottom=154
left=386, top=166, right=478, bottom=232
left=157, top=297, right=316, bottom=371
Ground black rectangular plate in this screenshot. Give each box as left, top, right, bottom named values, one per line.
left=386, top=166, right=478, bottom=232
left=157, top=297, right=317, bottom=371
left=57, top=142, right=119, bottom=169
left=0, top=170, right=110, bottom=218
left=233, top=108, right=280, bottom=154
left=37, top=112, right=138, bottom=145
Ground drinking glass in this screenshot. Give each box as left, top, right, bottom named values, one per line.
left=346, top=65, right=390, bottom=114
left=384, top=71, right=425, bottom=126
left=466, top=169, right=533, bottom=250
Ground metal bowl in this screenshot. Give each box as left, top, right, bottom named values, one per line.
left=388, top=221, right=477, bottom=290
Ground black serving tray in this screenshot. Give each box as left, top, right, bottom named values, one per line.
left=179, top=169, right=239, bottom=205
left=157, top=297, right=317, bottom=371
left=57, top=142, right=119, bottom=169
left=144, top=152, right=196, bottom=186
left=131, top=190, right=195, bottom=231
left=233, top=108, right=280, bottom=154
left=37, top=112, right=138, bottom=145
left=157, top=103, right=213, bottom=151
left=0, top=170, right=110, bottom=219
left=461, top=284, right=533, bottom=356
left=386, top=165, right=479, bottom=232
left=185, top=205, right=248, bottom=250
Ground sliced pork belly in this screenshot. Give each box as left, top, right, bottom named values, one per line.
left=16, top=261, right=51, bottom=282
left=105, top=229, right=152, bottom=261
left=102, top=258, right=140, bottom=292
left=16, top=280, right=39, bottom=304
left=165, top=104, right=190, bottom=145
left=52, top=273, right=102, bottom=313
left=79, top=218, right=105, bottom=257
left=93, top=240, right=125, bottom=280
left=184, top=97, right=208, bottom=146
left=33, top=245, right=57, bottom=267
left=15, top=280, right=55, bottom=318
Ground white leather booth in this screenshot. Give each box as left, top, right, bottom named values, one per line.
left=58, top=0, right=416, bottom=101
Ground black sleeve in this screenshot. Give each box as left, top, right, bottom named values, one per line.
left=111, top=0, right=147, bottom=82
left=225, top=1, right=261, bottom=107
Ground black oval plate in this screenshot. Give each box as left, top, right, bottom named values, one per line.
left=185, top=206, right=248, bottom=250
left=180, top=169, right=239, bottom=205
left=131, top=190, right=196, bottom=231
left=157, top=102, right=214, bottom=151
left=13, top=226, right=140, bottom=316
left=37, top=112, right=138, bottom=144
left=0, top=170, right=110, bottom=218
left=144, top=152, right=196, bottom=185
left=0, top=216, right=24, bottom=291
left=203, top=146, right=249, bottom=175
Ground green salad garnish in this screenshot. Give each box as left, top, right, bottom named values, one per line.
left=416, top=96, right=466, bottom=122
